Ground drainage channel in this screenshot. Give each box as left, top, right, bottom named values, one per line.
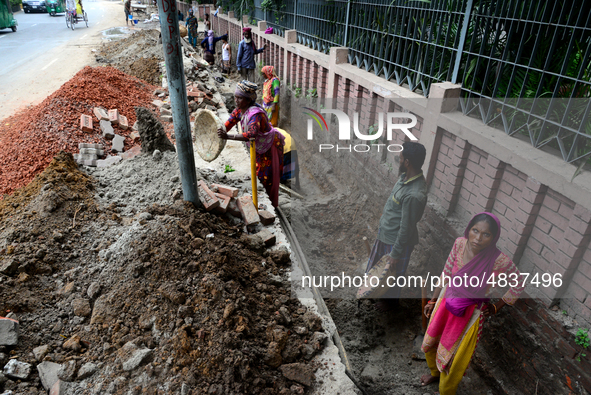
left=277, top=206, right=369, bottom=395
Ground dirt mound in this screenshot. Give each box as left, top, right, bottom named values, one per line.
left=0, top=66, right=158, bottom=198
left=0, top=151, right=94, bottom=224
left=96, top=29, right=163, bottom=85
left=123, top=57, right=162, bottom=85
left=0, top=145, right=324, bottom=394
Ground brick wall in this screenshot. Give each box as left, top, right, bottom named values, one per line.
left=212, top=11, right=591, bottom=393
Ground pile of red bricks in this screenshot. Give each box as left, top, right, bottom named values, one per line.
left=0, top=66, right=158, bottom=197
left=198, top=182, right=277, bottom=245
left=74, top=107, right=144, bottom=167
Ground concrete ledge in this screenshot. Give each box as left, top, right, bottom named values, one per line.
left=284, top=42, right=330, bottom=69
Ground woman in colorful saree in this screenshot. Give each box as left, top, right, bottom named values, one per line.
left=217, top=81, right=285, bottom=208
left=421, top=212, right=524, bottom=395
left=261, top=66, right=280, bottom=127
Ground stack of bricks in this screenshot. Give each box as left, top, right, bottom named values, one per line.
left=73, top=143, right=104, bottom=167
left=151, top=81, right=226, bottom=123
left=152, top=99, right=173, bottom=123
left=91, top=107, right=128, bottom=154
left=197, top=181, right=278, bottom=246
left=73, top=143, right=124, bottom=168
left=73, top=106, right=137, bottom=167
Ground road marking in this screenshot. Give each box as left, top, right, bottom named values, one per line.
left=0, top=36, right=6, bottom=39
left=80, top=34, right=87, bottom=40
left=32, top=24, right=37, bottom=27
left=41, top=58, right=58, bottom=71
left=95, top=22, right=100, bottom=26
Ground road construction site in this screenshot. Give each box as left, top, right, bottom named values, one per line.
left=0, top=5, right=500, bottom=395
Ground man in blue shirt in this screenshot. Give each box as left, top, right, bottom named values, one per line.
left=236, top=27, right=266, bottom=82
left=201, top=31, right=228, bottom=65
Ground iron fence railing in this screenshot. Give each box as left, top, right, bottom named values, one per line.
left=220, top=0, right=591, bottom=163
left=459, top=1, right=591, bottom=164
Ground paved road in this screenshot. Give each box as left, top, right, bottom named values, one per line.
left=0, top=0, right=130, bottom=120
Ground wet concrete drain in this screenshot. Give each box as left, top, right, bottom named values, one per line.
left=101, top=27, right=134, bottom=41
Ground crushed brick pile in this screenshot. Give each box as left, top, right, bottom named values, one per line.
left=0, top=66, right=159, bottom=198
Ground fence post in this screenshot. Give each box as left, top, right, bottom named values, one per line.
left=343, top=0, right=351, bottom=46
left=293, top=0, right=297, bottom=29
left=450, top=0, right=473, bottom=85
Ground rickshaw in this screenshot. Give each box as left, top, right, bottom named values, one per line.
left=46, top=0, right=66, bottom=16
left=0, top=0, right=17, bottom=32
left=65, top=0, right=87, bottom=29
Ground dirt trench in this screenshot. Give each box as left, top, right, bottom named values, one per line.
left=287, top=135, right=499, bottom=395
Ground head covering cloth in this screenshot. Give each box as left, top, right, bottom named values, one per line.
left=207, top=30, right=214, bottom=50
left=445, top=212, right=502, bottom=317
left=235, top=80, right=258, bottom=103
left=261, top=65, right=277, bottom=80
left=242, top=27, right=251, bottom=33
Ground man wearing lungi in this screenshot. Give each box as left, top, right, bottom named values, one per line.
left=366, top=141, right=427, bottom=312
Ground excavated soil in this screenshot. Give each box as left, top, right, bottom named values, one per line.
left=95, top=29, right=163, bottom=85
left=122, top=57, right=162, bottom=86
left=0, top=150, right=327, bottom=394
left=0, top=39, right=329, bottom=392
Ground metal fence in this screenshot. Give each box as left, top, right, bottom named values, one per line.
left=459, top=1, right=591, bottom=164
left=220, top=0, right=591, bottom=164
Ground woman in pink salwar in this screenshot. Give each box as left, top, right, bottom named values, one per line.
left=421, top=212, right=524, bottom=395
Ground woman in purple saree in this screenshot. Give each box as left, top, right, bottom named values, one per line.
left=421, top=212, right=524, bottom=394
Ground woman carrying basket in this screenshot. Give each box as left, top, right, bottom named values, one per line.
left=216, top=81, right=285, bottom=208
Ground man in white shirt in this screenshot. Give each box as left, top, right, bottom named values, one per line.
left=221, top=37, right=231, bottom=73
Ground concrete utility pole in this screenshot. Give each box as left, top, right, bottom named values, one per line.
left=156, top=0, right=201, bottom=208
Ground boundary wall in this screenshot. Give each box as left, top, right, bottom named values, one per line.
left=185, top=8, right=591, bottom=393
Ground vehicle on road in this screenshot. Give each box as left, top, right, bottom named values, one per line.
left=46, top=0, right=66, bottom=16
left=0, top=0, right=18, bottom=31
left=23, top=0, right=47, bottom=13
left=65, top=0, right=87, bottom=30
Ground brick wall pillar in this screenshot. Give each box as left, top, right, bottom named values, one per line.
left=327, top=47, right=348, bottom=99
left=550, top=205, right=591, bottom=301
left=284, top=30, right=297, bottom=84
left=423, top=82, right=461, bottom=189
left=476, top=155, right=505, bottom=212
left=258, top=20, right=266, bottom=33
left=228, top=11, right=234, bottom=18
left=502, top=177, right=547, bottom=266
left=242, top=15, right=248, bottom=25
left=442, top=137, right=470, bottom=215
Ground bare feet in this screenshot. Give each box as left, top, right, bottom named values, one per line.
left=420, top=373, right=439, bottom=386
